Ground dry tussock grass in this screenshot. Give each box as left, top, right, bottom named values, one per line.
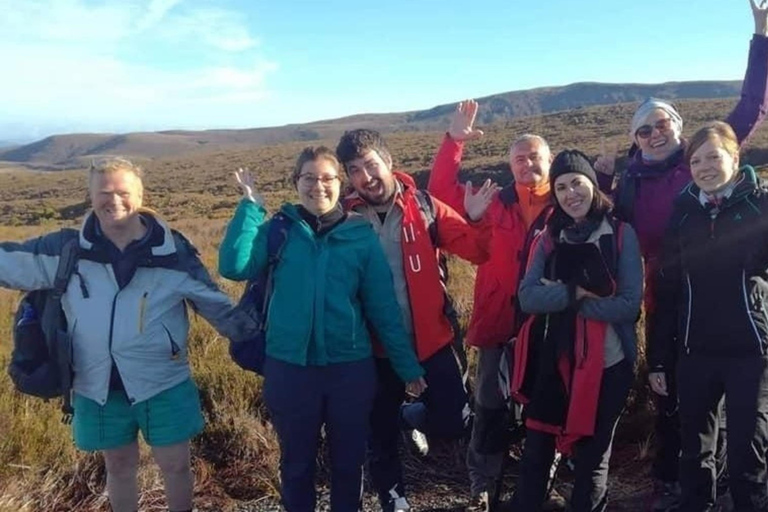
left=0, top=99, right=766, bottom=509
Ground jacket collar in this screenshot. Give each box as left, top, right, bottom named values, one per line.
left=79, top=208, right=177, bottom=257
left=498, top=180, right=551, bottom=207
left=627, top=145, right=686, bottom=178
left=681, top=166, right=759, bottom=212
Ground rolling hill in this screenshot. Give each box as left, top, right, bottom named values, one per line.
left=0, top=80, right=743, bottom=170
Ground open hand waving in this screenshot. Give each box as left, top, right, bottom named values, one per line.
left=448, top=100, right=485, bottom=141
left=234, top=167, right=264, bottom=206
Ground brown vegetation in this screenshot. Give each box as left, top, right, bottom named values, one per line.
left=0, top=81, right=743, bottom=169
left=0, top=98, right=765, bottom=510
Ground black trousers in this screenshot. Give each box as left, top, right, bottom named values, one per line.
left=367, top=345, right=468, bottom=507
left=513, top=359, right=633, bottom=512
left=677, top=354, right=768, bottom=512
left=652, top=370, right=728, bottom=488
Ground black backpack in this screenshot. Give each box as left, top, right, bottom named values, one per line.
left=8, top=229, right=80, bottom=421
left=229, top=213, right=292, bottom=375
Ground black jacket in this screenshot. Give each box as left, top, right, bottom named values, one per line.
left=648, top=166, right=768, bottom=371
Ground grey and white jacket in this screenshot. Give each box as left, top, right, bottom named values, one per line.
left=0, top=211, right=257, bottom=406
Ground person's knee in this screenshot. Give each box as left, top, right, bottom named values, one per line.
left=103, top=443, right=140, bottom=477
left=152, top=442, right=191, bottom=476
left=470, top=405, right=508, bottom=454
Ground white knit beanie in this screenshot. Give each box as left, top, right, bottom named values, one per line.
left=630, top=98, right=683, bottom=143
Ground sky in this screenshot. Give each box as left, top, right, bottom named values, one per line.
left=0, top=0, right=755, bottom=142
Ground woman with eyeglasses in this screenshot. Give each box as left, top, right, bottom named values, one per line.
left=593, top=2, right=768, bottom=509
left=648, top=121, right=768, bottom=511
left=218, top=146, right=425, bottom=512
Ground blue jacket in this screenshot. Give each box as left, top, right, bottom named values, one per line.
left=0, top=211, right=258, bottom=405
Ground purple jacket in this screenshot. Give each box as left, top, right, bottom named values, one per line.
left=599, top=34, right=768, bottom=271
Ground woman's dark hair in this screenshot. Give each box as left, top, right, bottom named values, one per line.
left=546, top=188, right=614, bottom=239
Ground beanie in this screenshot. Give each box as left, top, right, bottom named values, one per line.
left=549, top=149, right=597, bottom=187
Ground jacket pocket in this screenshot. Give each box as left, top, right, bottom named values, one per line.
left=161, top=324, right=182, bottom=361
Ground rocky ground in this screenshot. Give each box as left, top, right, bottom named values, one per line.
left=224, top=439, right=658, bottom=512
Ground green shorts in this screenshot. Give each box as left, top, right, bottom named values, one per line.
left=72, top=379, right=205, bottom=451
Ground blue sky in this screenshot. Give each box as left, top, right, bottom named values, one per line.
left=0, top=0, right=754, bottom=142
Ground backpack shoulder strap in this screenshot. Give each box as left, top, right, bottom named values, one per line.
left=261, top=213, right=293, bottom=320
left=615, top=171, right=637, bottom=224
left=414, top=189, right=438, bottom=247
left=52, top=229, right=81, bottom=298
left=266, top=213, right=292, bottom=266
left=597, top=218, right=624, bottom=277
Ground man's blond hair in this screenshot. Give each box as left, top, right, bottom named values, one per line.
left=88, top=157, right=144, bottom=183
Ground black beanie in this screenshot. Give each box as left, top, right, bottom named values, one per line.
left=549, top=149, right=597, bottom=187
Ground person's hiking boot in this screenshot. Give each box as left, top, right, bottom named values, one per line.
left=651, top=480, right=681, bottom=511
left=466, top=490, right=490, bottom=512
left=542, top=487, right=567, bottom=511
left=410, top=428, right=429, bottom=456
left=393, top=496, right=411, bottom=512
left=383, top=487, right=411, bottom=512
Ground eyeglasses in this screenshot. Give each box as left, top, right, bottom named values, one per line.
left=635, top=118, right=673, bottom=139
left=298, top=174, right=340, bottom=187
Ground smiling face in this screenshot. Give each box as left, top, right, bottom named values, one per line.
left=689, top=136, right=740, bottom=194
left=553, top=172, right=595, bottom=222
left=296, top=158, right=341, bottom=215
left=89, top=168, right=144, bottom=231
left=345, top=149, right=397, bottom=206
left=634, top=108, right=682, bottom=161
left=509, top=138, right=552, bottom=186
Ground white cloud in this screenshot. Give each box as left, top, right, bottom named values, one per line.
left=164, top=8, right=260, bottom=52
left=136, top=0, right=184, bottom=31
left=0, top=0, right=276, bottom=139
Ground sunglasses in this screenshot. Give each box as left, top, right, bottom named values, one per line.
left=635, top=118, right=673, bottom=139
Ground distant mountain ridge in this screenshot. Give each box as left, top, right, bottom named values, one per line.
left=0, top=80, right=742, bottom=169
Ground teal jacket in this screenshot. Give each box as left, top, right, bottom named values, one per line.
left=219, top=200, right=424, bottom=382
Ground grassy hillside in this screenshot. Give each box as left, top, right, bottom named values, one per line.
left=0, top=97, right=765, bottom=510
left=0, top=80, right=744, bottom=169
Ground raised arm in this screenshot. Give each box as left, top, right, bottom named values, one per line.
left=427, top=100, right=484, bottom=215
left=218, top=168, right=270, bottom=281
left=431, top=184, right=494, bottom=265
left=727, top=0, right=768, bottom=144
